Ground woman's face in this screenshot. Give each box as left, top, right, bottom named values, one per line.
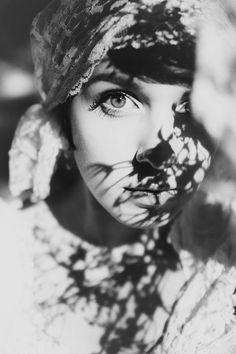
left=70, top=57, right=211, bottom=228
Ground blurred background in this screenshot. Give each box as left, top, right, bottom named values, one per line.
left=0, top=0, right=51, bottom=199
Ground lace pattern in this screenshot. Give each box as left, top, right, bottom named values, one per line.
left=31, top=0, right=203, bottom=110
left=31, top=202, right=184, bottom=354
left=9, top=105, right=68, bottom=201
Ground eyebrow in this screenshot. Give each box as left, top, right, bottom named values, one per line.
left=84, top=72, right=137, bottom=89
left=85, top=72, right=191, bottom=91
left=82, top=72, right=154, bottom=103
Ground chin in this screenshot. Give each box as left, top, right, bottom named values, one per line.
left=109, top=188, right=193, bottom=229
left=109, top=202, right=174, bottom=230
left=114, top=213, right=172, bottom=229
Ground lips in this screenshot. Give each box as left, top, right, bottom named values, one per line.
left=123, top=186, right=183, bottom=195
left=123, top=185, right=181, bottom=209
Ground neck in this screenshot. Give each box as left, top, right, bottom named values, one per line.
left=47, top=179, right=142, bottom=247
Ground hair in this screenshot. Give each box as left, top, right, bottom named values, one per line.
left=107, top=1, right=196, bottom=86
left=108, top=45, right=194, bottom=86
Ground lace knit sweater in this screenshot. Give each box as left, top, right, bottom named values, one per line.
left=0, top=186, right=236, bottom=354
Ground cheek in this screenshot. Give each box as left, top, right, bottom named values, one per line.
left=71, top=105, right=142, bottom=168
left=168, top=132, right=211, bottom=188
left=70, top=100, right=143, bottom=202
left=170, top=135, right=210, bottom=164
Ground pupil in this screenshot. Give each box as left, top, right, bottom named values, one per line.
left=111, top=94, right=126, bottom=108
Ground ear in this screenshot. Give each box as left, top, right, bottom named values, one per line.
left=9, top=104, right=69, bottom=202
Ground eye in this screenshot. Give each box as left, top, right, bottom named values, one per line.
left=174, top=100, right=190, bottom=114
left=173, top=96, right=193, bottom=135
left=105, top=93, right=130, bottom=109
left=89, top=90, right=141, bottom=118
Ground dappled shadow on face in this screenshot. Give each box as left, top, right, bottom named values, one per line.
left=87, top=120, right=211, bottom=228
left=87, top=161, right=133, bottom=189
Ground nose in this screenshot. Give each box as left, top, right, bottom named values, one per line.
left=136, top=141, right=174, bottom=169
left=136, top=105, right=175, bottom=169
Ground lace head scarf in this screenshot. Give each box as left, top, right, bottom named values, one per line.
left=31, top=0, right=202, bottom=109
left=9, top=0, right=206, bottom=202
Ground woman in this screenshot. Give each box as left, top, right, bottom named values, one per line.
left=6, top=0, right=236, bottom=353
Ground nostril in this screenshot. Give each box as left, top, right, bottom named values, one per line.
left=136, top=151, right=147, bottom=163
left=136, top=141, right=174, bottom=169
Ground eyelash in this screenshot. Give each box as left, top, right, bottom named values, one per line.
left=89, top=90, right=191, bottom=119
left=89, top=90, right=140, bottom=118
